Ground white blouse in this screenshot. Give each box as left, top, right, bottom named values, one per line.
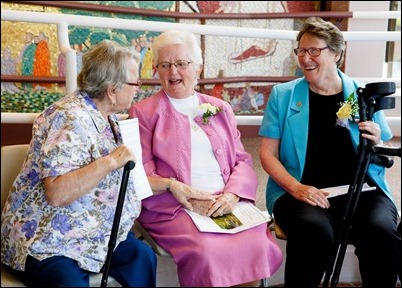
left=167, top=93, right=225, bottom=193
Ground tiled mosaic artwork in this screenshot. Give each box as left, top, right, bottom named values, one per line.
left=1, top=1, right=315, bottom=114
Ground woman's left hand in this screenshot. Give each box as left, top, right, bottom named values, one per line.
left=207, top=192, right=239, bottom=217
left=357, top=120, right=382, bottom=145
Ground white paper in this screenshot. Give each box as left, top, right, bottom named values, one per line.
left=118, top=118, right=152, bottom=200
left=184, top=201, right=270, bottom=234
left=322, top=183, right=376, bottom=198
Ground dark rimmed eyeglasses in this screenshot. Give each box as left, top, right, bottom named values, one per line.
left=293, top=46, right=329, bottom=57
left=125, top=80, right=142, bottom=87
left=155, top=60, right=192, bottom=70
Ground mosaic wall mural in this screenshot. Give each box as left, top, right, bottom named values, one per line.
left=1, top=1, right=317, bottom=114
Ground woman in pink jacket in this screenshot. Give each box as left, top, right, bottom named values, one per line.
left=129, top=30, right=282, bottom=287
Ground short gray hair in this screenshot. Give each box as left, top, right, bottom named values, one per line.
left=77, top=39, right=138, bottom=99
left=297, top=17, right=345, bottom=68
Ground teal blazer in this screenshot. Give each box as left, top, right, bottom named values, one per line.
left=259, top=70, right=393, bottom=214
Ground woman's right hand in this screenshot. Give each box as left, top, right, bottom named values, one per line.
left=188, top=199, right=215, bottom=216
left=108, top=145, right=136, bottom=170
left=291, top=183, right=330, bottom=209
left=168, top=181, right=216, bottom=211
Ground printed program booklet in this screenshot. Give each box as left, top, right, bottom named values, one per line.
left=184, top=201, right=271, bottom=234
left=323, top=183, right=376, bottom=198
left=117, top=117, right=153, bottom=200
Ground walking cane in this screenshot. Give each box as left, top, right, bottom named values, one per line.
left=101, top=160, right=136, bottom=287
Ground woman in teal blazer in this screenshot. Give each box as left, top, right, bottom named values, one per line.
left=259, top=17, right=400, bottom=287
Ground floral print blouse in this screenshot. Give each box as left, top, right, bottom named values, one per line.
left=1, top=92, right=141, bottom=273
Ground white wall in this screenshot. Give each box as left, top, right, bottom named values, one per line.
left=347, top=1, right=400, bottom=137
left=346, top=1, right=390, bottom=78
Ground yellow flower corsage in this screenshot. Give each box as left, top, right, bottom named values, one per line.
left=336, top=92, right=359, bottom=130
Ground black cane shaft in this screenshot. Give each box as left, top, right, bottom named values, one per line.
left=101, top=161, right=135, bottom=287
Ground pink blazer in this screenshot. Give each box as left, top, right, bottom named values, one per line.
left=129, top=90, right=257, bottom=223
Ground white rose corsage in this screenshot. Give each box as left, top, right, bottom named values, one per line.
left=335, top=92, right=359, bottom=130
left=195, top=103, right=223, bottom=124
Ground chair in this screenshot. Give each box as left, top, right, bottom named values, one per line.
left=269, top=218, right=287, bottom=240
left=1, top=145, right=31, bottom=286
left=1, top=144, right=119, bottom=287
left=134, top=222, right=172, bottom=258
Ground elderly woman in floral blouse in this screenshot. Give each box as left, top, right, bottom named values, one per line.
left=1, top=40, right=157, bottom=287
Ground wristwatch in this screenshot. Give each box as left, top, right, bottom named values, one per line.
left=166, top=177, right=176, bottom=192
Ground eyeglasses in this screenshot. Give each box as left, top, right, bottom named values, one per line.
left=293, top=46, right=329, bottom=57
left=125, top=80, right=142, bottom=87
left=155, top=60, right=192, bottom=70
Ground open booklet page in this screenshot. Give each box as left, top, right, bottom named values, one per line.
left=117, top=118, right=153, bottom=200
left=322, top=183, right=376, bottom=198
left=184, top=201, right=271, bottom=234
